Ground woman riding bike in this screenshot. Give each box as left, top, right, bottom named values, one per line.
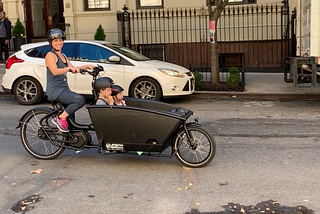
left=45, top=28, right=95, bottom=132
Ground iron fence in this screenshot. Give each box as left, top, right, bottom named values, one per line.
left=117, top=1, right=294, bottom=83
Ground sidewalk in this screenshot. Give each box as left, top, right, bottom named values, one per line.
left=191, top=72, right=320, bottom=99
left=1, top=67, right=320, bottom=99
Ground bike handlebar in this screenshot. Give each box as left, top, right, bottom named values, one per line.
left=79, top=68, right=88, bottom=74
left=78, top=65, right=104, bottom=78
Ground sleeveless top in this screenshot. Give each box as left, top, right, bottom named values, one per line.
left=46, top=51, right=69, bottom=101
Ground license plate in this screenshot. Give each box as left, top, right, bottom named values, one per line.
left=105, top=143, right=124, bottom=151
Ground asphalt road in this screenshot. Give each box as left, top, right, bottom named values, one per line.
left=1, top=95, right=320, bottom=214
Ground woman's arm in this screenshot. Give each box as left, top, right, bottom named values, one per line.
left=76, top=64, right=95, bottom=70
left=64, top=55, right=95, bottom=72
left=63, top=55, right=95, bottom=73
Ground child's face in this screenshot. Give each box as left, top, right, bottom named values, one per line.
left=114, top=92, right=123, bottom=100
left=100, top=87, right=111, bottom=98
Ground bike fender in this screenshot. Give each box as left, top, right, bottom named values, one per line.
left=185, top=122, right=201, bottom=128
left=174, top=122, right=202, bottom=135
left=16, top=107, right=53, bottom=129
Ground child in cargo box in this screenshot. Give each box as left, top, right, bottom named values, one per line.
left=111, top=85, right=127, bottom=106
left=94, top=77, right=114, bottom=105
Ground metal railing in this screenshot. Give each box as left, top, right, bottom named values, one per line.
left=117, top=1, right=294, bottom=77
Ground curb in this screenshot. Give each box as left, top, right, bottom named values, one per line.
left=0, top=91, right=11, bottom=95
left=183, top=92, right=320, bottom=101
left=1, top=90, right=320, bottom=101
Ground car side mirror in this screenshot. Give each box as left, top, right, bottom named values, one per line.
left=109, top=56, right=121, bottom=63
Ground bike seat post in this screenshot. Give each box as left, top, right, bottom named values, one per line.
left=52, top=102, right=65, bottom=111
left=52, top=102, right=68, bottom=122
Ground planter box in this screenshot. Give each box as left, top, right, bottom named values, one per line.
left=13, top=37, right=26, bottom=51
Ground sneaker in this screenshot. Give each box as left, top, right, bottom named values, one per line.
left=52, top=115, right=69, bottom=132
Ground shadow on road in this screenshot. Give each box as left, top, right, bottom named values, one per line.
left=186, top=200, right=314, bottom=214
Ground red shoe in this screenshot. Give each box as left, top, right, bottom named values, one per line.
left=52, top=115, right=69, bottom=132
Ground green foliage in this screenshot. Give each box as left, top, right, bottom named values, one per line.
left=192, top=71, right=202, bottom=87
left=94, top=24, right=106, bottom=41
left=227, top=67, right=240, bottom=87
left=12, top=18, right=25, bottom=38
left=229, top=67, right=240, bottom=75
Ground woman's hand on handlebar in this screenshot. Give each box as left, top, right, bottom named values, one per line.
left=68, top=67, right=80, bottom=74
left=69, top=65, right=96, bottom=74
left=78, top=64, right=96, bottom=72
left=77, top=65, right=104, bottom=76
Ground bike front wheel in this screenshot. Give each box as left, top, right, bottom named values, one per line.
left=20, top=109, right=65, bottom=159
left=173, top=124, right=216, bottom=168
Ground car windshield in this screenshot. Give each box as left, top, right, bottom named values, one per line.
left=104, top=43, right=150, bottom=61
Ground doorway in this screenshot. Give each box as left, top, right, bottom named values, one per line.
left=25, top=0, right=64, bottom=42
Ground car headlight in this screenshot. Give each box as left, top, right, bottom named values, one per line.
left=158, top=68, right=185, bottom=78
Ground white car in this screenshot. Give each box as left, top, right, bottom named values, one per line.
left=1, top=40, right=195, bottom=105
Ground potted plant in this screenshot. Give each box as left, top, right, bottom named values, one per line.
left=94, top=24, right=106, bottom=41
left=12, top=18, right=26, bottom=51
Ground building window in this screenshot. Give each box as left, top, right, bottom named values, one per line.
left=208, top=0, right=256, bottom=5
left=136, top=0, right=164, bottom=9
left=84, top=0, right=110, bottom=11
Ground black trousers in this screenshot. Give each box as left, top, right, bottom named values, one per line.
left=53, top=88, right=86, bottom=119
left=0, top=37, right=9, bottom=62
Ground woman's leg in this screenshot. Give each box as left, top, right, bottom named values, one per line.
left=55, top=90, right=86, bottom=118
left=52, top=90, right=86, bottom=132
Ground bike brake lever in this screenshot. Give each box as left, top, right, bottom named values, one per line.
left=79, top=69, right=87, bottom=74
left=95, top=65, right=104, bottom=71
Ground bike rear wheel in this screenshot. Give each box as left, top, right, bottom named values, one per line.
left=21, top=109, right=65, bottom=159
left=173, top=124, right=216, bottom=168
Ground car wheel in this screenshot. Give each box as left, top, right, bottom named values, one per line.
left=130, top=77, right=162, bottom=101
left=13, top=77, right=44, bottom=105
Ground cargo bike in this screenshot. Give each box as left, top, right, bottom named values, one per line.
left=17, top=66, right=216, bottom=168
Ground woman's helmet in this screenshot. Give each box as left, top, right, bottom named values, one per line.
left=47, top=28, right=66, bottom=43
left=111, top=85, right=124, bottom=96
left=94, top=77, right=114, bottom=92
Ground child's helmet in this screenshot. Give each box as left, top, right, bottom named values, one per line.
left=47, top=28, right=66, bottom=43
left=111, top=85, right=124, bottom=96
left=94, top=77, right=114, bottom=92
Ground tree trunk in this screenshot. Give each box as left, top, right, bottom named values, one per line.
left=210, top=21, right=220, bottom=84
left=208, top=0, right=229, bottom=84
